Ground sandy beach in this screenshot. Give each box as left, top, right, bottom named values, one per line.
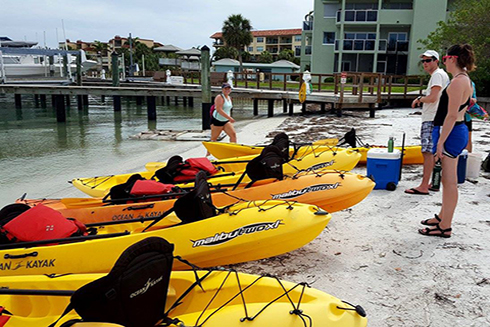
left=201, top=107, right=490, bottom=326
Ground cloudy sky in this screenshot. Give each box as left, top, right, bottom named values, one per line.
left=2, top=0, right=314, bottom=49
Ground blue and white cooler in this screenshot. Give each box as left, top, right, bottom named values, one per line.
left=367, top=148, right=402, bottom=190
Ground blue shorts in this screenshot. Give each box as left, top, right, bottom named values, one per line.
left=432, top=123, right=468, bottom=158
left=420, top=121, right=434, bottom=153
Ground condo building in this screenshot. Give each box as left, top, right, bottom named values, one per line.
left=301, top=0, right=454, bottom=75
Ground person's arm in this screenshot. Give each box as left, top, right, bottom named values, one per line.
left=214, top=95, right=234, bottom=121
left=418, top=85, right=442, bottom=104
left=435, top=79, right=466, bottom=159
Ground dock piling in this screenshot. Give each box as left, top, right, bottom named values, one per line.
left=34, top=94, right=39, bottom=108
left=147, top=96, right=156, bottom=120
left=136, top=96, right=143, bottom=106
left=55, top=95, right=66, bottom=122
left=283, top=99, right=287, bottom=113
left=253, top=99, right=259, bottom=116
left=201, top=45, right=211, bottom=130
left=188, top=97, right=194, bottom=107
left=77, top=95, right=83, bottom=111
left=14, top=94, right=21, bottom=109
left=40, top=95, right=47, bottom=109
left=288, top=101, right=294, bottom=116
left=267, top=99, right=274, bottom=117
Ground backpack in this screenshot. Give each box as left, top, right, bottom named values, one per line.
left=173, top=171, right=217, bottom=223
left=0, top=204, right=86, bottom=244
left=245, top=145, right=284, bottom=186
left=50, top=237, right=174, bottom=327
left=482, top=153, right=490, bottom=172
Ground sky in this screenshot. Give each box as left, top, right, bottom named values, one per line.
left=2, top=0, right=314, bottom=49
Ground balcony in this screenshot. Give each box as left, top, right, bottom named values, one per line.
left=334, top=39, right=388, bottom=52
left=387, top=41, right=409, bottom=52
left=266, top=39, right=279, bottom=44
left=303, top=21, right=313, bottom=31
left=337, top=10, right=378, bottom=23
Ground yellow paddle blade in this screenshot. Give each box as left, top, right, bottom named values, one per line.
left=298, top=83, right=307, bottom=103
left=312, top=138, right=339, bottom=146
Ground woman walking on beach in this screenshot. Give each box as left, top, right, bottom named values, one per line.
left=207, top=83, right=236, bottom=156
left=419, top=44, right=476, bottom=238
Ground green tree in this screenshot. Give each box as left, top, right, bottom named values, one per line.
left=213, top=46, right=239, bottom=60
left=92, top=40, right=108, bottom=55
left=222, top=14, right=253, bottom=71
left=258, top=51, right=273, bottom=63
left=277, top=49, right=295, bottom=62
left=240, top=51, right=251, bottom=62
left=419, top=0, right=490, bottom=96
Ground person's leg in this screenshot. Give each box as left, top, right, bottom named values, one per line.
left=206, top=125, right=224, bottom=156
left=223, top=122, right=237, bottom=143
left=422, top=155, right=458, bottom=234
left=406, top=121, right=433, bottom=194
left=466, top=131, right=472, bottom=152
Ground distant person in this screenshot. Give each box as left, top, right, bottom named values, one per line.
left=405, top=50, right=449, bottom=195
left=419, top=44, right=475, bottom=238
left=464, top=81, right=489, bottom=152
left=207, top=83, right=236, bottom=156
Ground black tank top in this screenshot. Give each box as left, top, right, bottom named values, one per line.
left=433, top=87, right=470, bottom=126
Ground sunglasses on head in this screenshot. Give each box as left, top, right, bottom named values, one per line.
left=420, top=58, right=435, bottom=63
left=442, top=55, right=458, bottom=63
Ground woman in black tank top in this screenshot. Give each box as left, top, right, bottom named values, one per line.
left=419, top=44, right=476, bottom=238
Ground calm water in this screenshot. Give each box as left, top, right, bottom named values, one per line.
left=0, top=94, right=255, bottom=206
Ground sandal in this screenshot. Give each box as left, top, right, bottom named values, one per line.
left=418, top=223, right=452, bottom=238
left=420, top=214, right=441, bottom=226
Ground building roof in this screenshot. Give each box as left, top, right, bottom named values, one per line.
left=153, top=44, right=183, bottom=52
left=176, top=47, right=201, bottom=56
left=213, top=58, right=299, bottom=69
left=210, top=28, right=302, bottom=39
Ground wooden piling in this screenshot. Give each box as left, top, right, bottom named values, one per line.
left=320, top=103, right=326, bottom=113
left=40, top=94, right=47, bottom=109
left=147, top=96, right=156, bottom=120
left=77, top=95, right=83, bottom=110
left=201, top=45, right=211, bottom=130
left=183, top=97, right=187, bottom=106
left=82, top=95, right=89, bottom=108
left=253, top=98, right=259, bottom=116
left=174, top=96, right=179, bottom=105
left=166, top=96, right=170, bottom=105
left=55, top=95, right=66, bottom=122
left=65, top=95, right=71, bottom=107
left=188, top=97, right=194, bottom=107
left=136, top=96, right=143, bottom=106
left=34, top=94, right=39, bottom=108
left=288, top=101, right=294, bottom=116
left=301, top=102, right=306, bottom=114
left=283, top=99, right=287, bottom=113
left=14, top=94, right=21, bottom=109
left=267, top=99, right=274, bottom=117
left=113, top=96, right=121, bottom=111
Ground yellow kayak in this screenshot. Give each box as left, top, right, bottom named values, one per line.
left=20, top=171, right=374, bottom=223
left=72, top=149, right=361, bottom=198
left=0, top=271, right=367, bottom=327
left=0, top=201, right=330, bottom=276
left=202, top=141, right=423, bottom=165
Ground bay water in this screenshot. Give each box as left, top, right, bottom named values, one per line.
left=0, top=94, right=255, bottom=206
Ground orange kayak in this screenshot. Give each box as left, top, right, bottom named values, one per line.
left=19, top=171, right=374, bottom=224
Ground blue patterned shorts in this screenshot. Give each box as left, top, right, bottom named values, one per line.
left=420, top=121, right=434, bottom=153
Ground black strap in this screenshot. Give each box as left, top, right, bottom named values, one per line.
left=141, top=207, right=175, bottom=232
left=231, top=170, right=247, bottom=191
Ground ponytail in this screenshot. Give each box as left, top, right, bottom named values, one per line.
left=447, top=44, right=476, bottom=71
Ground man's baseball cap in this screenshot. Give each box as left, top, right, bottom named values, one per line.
left=420, top=50, right=439, bottom=60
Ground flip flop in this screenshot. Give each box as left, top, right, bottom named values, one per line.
left=404, top=188, right=429, bottom=195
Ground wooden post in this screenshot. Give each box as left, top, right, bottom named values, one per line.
left=55, top=95, right=66, bottom=122
left=369, top=103, right=375, bottom=118
left=83, top=95, right=89, bottom=108
left=283, top=99, right=287, bottom=113
left=183, top=97, right=188, bottom=106
left=404, top=76, right=408, bottom=99
left=147, top=96, right=156, bottom=120
left=77, top=95, right=83, bottom=110
left=283, top=75, right=287, bottom=91
left=288, top=101, right=294, bottom=116
left=269, top=73, right=272, bottom=90
left=337, top=103, right=342, bottom=117
left=34, top=94, right=40, bottom=108
left=166, top=96, right=170, bottom=105
left=256, top=71, right=260, bottom=89
left=40, top=94, right=47, bottom=109
left=358, top=73, right=364, bottom=103
left=76, top=52, right=82, bottom=86
left=62, top=54, right=69, bottom=79
left=65, top=95, right=71, bottom=107
left=51, top=95, right=56, bottom=108
left=188, top=97, right=194, bottom=107
left=318, top=74, right=322, bottom=92
left=201, top=45, right=212, bottom=130
left=267, top=99, right=274, bottom=117
left=301, top=102, right=307, bottom=114
left=253, top=98, right=259, bottom=116
left=101, top=95, right=105, bottom=103
left=136, top=96, right=143, bottom=106
left=14, top=94, right=21, bottom=109
left=111, top=51, right=121, bottom=112
left=174, top=96, right=179, bottom=105
left=321, top=103, right=326, bottom=113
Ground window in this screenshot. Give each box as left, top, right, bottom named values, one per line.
left=354, top=40, right=364, bottom=50
left=323, top=32, right=335, bottom=44
left=343, top=40, right=353, bottom=50
left=356, top=11, right=366, bottom=21
left=368, top=33, right=376, bottom=40
left=295, top=46, right=301, bottom=56
left=356, top=33, right=367, bottom=40
left=295, top=35, right=302, bottom=42
left=345, top=11, right=355, bottom=21
left=256, top=37, right=264, bottom=43
left=257, top=46, right=263, bottom=52
left=324, top=3, right=340, bottom=17
left=345, top=33, right=356, bottom=40
left=367, top=11, right=378, bottom=21
left=248, top=47, right=253, bottom=52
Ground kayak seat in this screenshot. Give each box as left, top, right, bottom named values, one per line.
left=108, top=174, right=145, bottom=204
left=271, top=132, right=290, bottom=161
left=152, top=155, right=185, bottom=184
left=245, top=145, right=284, bottom=188
left=173, top=171, right=217, bottom=224
left=50, top=237, right=174, bottom=327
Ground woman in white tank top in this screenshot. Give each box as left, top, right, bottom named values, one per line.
left=207, top=83, right=237, bottom=155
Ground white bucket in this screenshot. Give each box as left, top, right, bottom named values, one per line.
left=466, top=153, right=482, bottom=179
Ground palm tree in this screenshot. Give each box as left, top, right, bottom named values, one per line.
left=222, top=14, right=253, bottom=71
